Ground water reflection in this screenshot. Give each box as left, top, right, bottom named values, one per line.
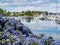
left=24, top=17, right=34, bottom=22
left=20, top=16, right=60, bottom=40
left=5, top=16, right=60, bottom=40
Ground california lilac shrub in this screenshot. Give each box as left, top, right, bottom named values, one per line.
left=0, top=16, right=59, bottom=45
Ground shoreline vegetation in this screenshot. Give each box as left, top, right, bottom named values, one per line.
left=0, top=16, right=55, bottom=45
left=0, top=8, right=60, bottom=24
left=0, top=8, right=60, bottom=17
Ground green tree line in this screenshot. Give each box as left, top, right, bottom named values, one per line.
left=0, top=8, right=11, bottom=16
left=0, top=8, right=56, bottom=16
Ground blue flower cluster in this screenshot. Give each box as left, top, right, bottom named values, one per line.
left=0, top=16, right=59, bottom=45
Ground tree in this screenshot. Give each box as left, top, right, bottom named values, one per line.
left=5, top=11, right=11, bottom=16
left=0, top=8, right=4, bottom=14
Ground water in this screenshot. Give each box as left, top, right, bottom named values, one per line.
left=6, top=16, right=60, bottom=40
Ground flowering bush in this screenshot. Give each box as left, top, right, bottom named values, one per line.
left=0, top=16, right=58, bottom=45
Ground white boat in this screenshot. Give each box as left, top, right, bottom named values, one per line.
left=55, top=18, right=60, bottom=24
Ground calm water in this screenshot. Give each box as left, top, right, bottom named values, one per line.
left=7, top=16, right=60, bottom=40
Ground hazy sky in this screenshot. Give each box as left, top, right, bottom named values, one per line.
left=0, top=0, right=60, bottom=13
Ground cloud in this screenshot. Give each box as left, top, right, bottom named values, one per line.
left=9, top=5, right=58, bottom=13
left=0, top=0, right=50, bottom=6
left=0, top=0, right=60, bottom=13
left=0, top=3, right=8, bottom=6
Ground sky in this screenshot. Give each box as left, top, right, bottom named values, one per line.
left=0, top=0, right=60, bottom=13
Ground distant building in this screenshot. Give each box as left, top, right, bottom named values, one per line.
left=11, top=12, right=14, bottom=16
